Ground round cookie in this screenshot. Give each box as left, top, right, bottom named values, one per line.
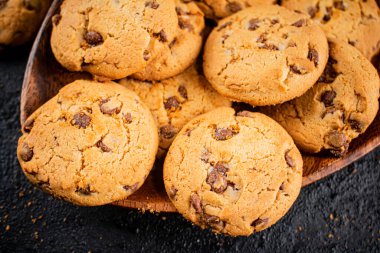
left=203, top=5, right=329, bottom=106
left=0, top=0, right=52, bottom=46
left=51, top=0, right=178, bottom=80
left=261, top=40, right=380, bottom=156
left=132, top=0, right=205, bottom=81
left=282, top=0, right=380, bottom=60
left=120, top=66, right=231, bottom=157
left=195, top=0, right=276, bottom=19
left=17, top=80, right=159, bottom=206
left=164, top=107, right=303, bottom=236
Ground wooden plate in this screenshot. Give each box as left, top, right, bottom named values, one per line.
left=20, top=0, right=380, bottom=212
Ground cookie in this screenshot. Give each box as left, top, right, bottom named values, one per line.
left=261, top=40, right=379, bottom=156
left=120, top=66, right=231, bottom=157
left=164, top=107, right=303, bottom=236
left=195, top=0, right=276, bottom=19
left=51, top=0, right=178, bottom=80
left=282, top=0, right=380, bottom=60
left=0, top=0, right=51, bottom=46
left=132, top=0, right=205, bottom=81
left=203, top=5, right=329, bottom=106
left=17, top=80, right=158, bottom=206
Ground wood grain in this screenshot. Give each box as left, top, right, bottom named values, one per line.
left=20, top=0, right=380, bottom=213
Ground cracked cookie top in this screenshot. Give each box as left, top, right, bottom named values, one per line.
left=50, top=0, right=178, bottom=80
left=17, top=80, right=158, bottom=206
left=194, top=0, right=276, bottom=19
left=120, top=65, right=231, bottom=158
left=203, top=5, right=329, bottom=106
left=132, top=0, right=205, bottom=81
left=261, top=40, right=379, bottom=156
left=282, top=0, right=380, bottom=60
left=0, top=0, right=52, bottom=46
left=164, top=107, right=303, bottom=236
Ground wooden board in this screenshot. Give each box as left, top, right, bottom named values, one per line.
left=20, top=0, right=380, bottom=212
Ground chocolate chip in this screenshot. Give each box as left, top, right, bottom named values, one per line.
left=153, top=29, right=168, bottom=42
left=123, top=113, right=133, bottom=124
left=256, top=34, right=267, bottom=43
left=164, top=96, right=181, bottom=111
left=123, top=183, right=139, bottom=192
left=213, top=126, right=239, bottom=141
left=237, top=111, right=254, bottom=118
left=72, top=112, right=91, bottom=129
left=52, top=14, right=62, bottom=26
left=0, top=0, right=8, bottom=9
left=290, top=65, right=307, bottom=75
left=348, top=40, right=356, bottom=46
left=251, top=218, right=269, bottom=227
left=203, top=214, right=225, bottom=231
left=160, top=125, right=177, bottom=139
left=333, top=1, right=346, bottom=11
left=97, top=140, right=111, bottom=153
left=307, top=6, right=318, bottom=18
left=19, top=143, right=33, bottom=162
left=327, top=131, right=348, bottom=148
left=200, top=149, right=211, bottom=163
left=178, top=18, right=194, bottom=31
left=318, top=58, right=338, bottom=83
left=308, top=48, right=319, bottom=66
left=271, top=19, right=279, bottom=25
left=168, top=39, right=177, bottom=49
left=323, top=7, right=333, bottom=22
left=145, top=0, right=159, bottom=9
left=23, top=118, right=34, bottom=133
left=217, top=22, right=232, bottom=32
left=279, top=183, right=285, bottom=191
left=248, top=18, right=260, bottom=31
left=320, top=90, right=337, bottom=107
left=99, top=98, right=122, bottom=115
left=143, top=50, right=150, bottom=61
left=168, top=186, right=178, bottom=199
left=206, top=162, right=229, bottom=193
left=226, top=2, right=242, bottom=13
left=178, top=85, right=188, bottom=99
left=260, top=44, right=279, bottom=51
left=76, top=185, right=93, bottom=195
left=292, top=19, right=307, bottom=27
left=190, top=193, right=203, bottom=214
left=285, top=150, right=295, bottom=168
left=84, top=31, right=103, bottom=46
left=349, top=119, right=362, bottom=132
left=23, top=0, right=41, bottom=11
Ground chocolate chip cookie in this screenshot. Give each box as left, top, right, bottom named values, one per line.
left=195, top=0, right=276, bottom=19
left=132, top=0, right=205, bottom=81
left=282, top=0, right=380, bottom=60
left=51, top=0, right=178, bottom=80
left=120, top=66, right=231, bottom=157
left=261, top=40, right=380, bottom=156
left=17, top=80, right=158, bottom=206
left=0, top=0, right=51, bottom=46
left=164, top=107, right=303, bottom=236
left=203, top=5, right=329, bottom=106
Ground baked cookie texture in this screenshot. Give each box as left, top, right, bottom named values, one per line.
left=203, top=5, right=329, bottom=106
left=164, top=107, right=303, bottom=236
left=17, top=80, right=159, bottom=206
left=194, top=0, right=276, bottom=19
left=51, top=0, right=204, bottom=81
left=120, top=66, right=231, bottom=158
left=282, top=0, right=380, bottom=60
left=261, top=40, right=379, bottom=156
left=132, top=0, right=205, bottom=81
left=0, top=0, right=51, bottom=46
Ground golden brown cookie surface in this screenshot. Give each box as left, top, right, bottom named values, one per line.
left=164, top=107, right=303, bottom=236
left=17, top=80, right=158, bottom=206
left=203, top=5, right=329, bottom=106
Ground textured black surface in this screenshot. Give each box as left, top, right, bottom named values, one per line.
left=0, top=49, right=379, bottom=253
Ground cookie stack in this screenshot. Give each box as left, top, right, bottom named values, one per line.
left=17, top=0, right=380, bottom=237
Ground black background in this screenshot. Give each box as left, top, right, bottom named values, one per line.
left=0, top=48, right=379, bottom=253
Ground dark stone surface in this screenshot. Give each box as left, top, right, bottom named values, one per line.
left=0, top=48, right=379, bottom=253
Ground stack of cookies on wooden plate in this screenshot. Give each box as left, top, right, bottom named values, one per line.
left=17, top=0, right=380, bottom=236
